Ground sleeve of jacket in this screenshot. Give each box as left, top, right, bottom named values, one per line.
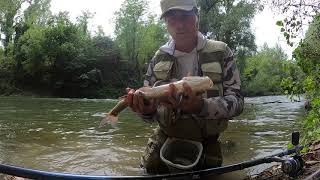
left=137, top=56, right=158, bottom=123
left=197, top=46, right=244, bottom=120
left=143, top=56, right=157, bottom=87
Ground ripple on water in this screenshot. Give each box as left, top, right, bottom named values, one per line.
left=91, top=112, right=106, bottom=117
left=0, top=96, right=305, bottom=177
left=114, top=147, right=141, bottom=153
left=28, top=128, right=44, bottom=132
left=254, top=131, right=286, bottom=136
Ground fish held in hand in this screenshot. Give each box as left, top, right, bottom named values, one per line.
left=100, top=76, right=213, bottom=127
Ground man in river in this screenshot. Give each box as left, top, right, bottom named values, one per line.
left=126, top=0, right=244, bottom=174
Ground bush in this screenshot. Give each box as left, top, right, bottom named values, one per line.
left=285, top=14, right=320, bottom=142
left=241, top=44, right=289, bottom=96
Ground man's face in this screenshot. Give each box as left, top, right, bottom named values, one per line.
left=164, top=10, right=198, bottom=43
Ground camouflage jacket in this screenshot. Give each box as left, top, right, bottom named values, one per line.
left=141, top=33, right=244, bottom=121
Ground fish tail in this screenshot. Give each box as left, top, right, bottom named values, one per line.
left=99, top=114, right=119, bottom=128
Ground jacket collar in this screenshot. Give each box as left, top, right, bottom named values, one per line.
left=159, top=31, right=207, bottom=56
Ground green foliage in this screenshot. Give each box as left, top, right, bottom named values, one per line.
left=0, top=49, right=17, bottom=95
left=23, top=0, right=52, bottom=26
left=0, top=0, right=140, bottom=98
left=272, top=0, right=319, bottom=46
left=40, top=13, right=99, bottom=96
left=137, top=15, right=167, bottom=66
left=8, top=10, right=123, bottom=98
left=242, top=44, right=293, bottom=96
left=303, top=100, right=320, bottom=141
left=0, top=48, right=3, bottom=61
left=76, top=10, right=95, bottom=34
left=1, top=0, right=284, bottom=99
left=198, top=0, right=258, bottom=54
left=0, top=0, right=23, bottom=55
left=282, top=14, right=320, bottom=142
left=293, top=14, right=320, bottom=99
left=0, top=0, right=51, bottom=56
left=280, top=61, right=305, bottom=99
left=114, top=0, right=146, bottom=63
left=89, top=35, right=120, bottom=62
left=114, top=0, right=167, bottom=80
left=276, top=20, right=283, bottom=26
left=271, top=1, right=320, bottom=143
left=15, top=26, right=46, bottom=79
left=198, top=0, right=259, bottom=83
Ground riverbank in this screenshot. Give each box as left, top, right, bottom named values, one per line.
left=0, top=85, right=53, bottom=98
left=0, top=78, right=290, bottom=99
left=243, top=140, right=320, bottom=180
left=0, top=86, right=124, bottom=99
left=1, top=90, right=294, bottom=99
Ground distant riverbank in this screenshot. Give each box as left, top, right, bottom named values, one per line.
left=1, top=87, right=288, bottom=99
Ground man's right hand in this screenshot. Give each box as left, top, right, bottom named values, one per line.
left=127, top=87, right=157, bottom=115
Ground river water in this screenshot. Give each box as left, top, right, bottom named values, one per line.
left=0, top=95, right=305, bottom=178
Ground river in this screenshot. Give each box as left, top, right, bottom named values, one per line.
left=0, top=95, right=305, bottom=178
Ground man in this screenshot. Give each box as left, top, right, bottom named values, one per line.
left=126, top=0, right=244, bottom=174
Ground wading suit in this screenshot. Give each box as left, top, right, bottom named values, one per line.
left=140, top=32, right=244, bottom=174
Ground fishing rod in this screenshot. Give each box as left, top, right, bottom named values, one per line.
left=305, top=168, right=320, bottom=180
left=0, top=132, right=304, bottom=180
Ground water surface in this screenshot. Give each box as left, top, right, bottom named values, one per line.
left=0, top=95, right=305, bottom=178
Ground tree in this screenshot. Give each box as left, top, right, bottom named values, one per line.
left=0, top=0, right=24, bottom=56
left=114, top=0, right=146, bottom=69
left=76, top=10, right=95, bottom=35
left=14, top=0, right=51, bottom=76
left=271, top=0, right=320, bottom=141
left=271, top=0, right=319, bottom=46
left=198, top=0, right=259, bottom=54
left=0, top=0, right=51, bottom=57
left=137, top=15, right=167, bottom=67
left=23, top=0, right=51, bottom=26
left=15, top=25, right=47, bottom=84
left=292, top=14, right=320, bottom=141
left=242, top=43, right=290, bottom=96
left=114, top=0, right=167, bottom=80
left=293, top=14, right=320, bottom=97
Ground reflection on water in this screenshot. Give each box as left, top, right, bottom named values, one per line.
left=0, top=95, right=305, bottom=177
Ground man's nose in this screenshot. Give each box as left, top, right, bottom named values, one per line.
left=175, top=18, right=186, bottom=30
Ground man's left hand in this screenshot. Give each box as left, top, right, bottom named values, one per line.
left=161, top=82, right=204, bottom=114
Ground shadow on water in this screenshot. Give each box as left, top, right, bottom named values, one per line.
left=0, top=95, right=305, bottom=178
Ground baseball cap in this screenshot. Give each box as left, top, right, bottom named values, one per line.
left=160, top=0, right=197, bottom=19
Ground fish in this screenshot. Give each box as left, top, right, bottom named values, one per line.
left=99, top=76, right=213, bottom=127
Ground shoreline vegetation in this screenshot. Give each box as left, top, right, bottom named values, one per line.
left=0, top=0, right=308, bottom=99
left=0, top=87, right=288, bottom=99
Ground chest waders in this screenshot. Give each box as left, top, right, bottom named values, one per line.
left=150, top=40, right=229, bottom=171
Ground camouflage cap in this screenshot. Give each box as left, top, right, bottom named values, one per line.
left=160, top=0, right=197, bottom=19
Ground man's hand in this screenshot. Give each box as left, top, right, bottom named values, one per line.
left=161, top=82, right=204, bottom=114
left=127, top=87, right=157, bottom=115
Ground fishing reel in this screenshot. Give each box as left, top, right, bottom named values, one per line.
left=282, top=155, right=304, bottom=177
left=281, top=132, right=304, bottom=177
